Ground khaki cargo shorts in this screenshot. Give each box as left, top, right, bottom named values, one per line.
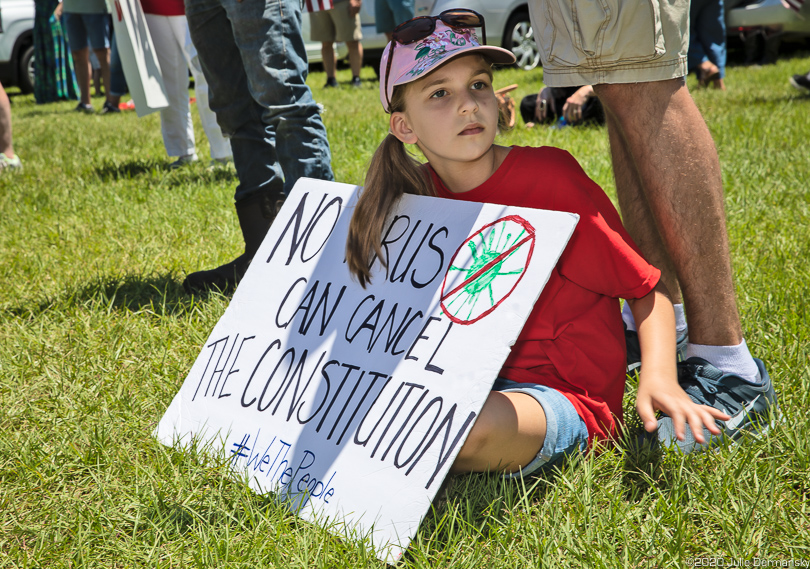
left=309, top=1, right=363, bottom=43
left=529, top=0, right=689, bottom=87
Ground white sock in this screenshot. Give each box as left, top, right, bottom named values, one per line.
left=622, top=302, right=687, bottom=336
left=673, top=304, right=687, bottom=336
left=686, top=338, right=762, bottom=384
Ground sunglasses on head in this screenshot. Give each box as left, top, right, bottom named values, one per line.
left=384, top=9, right=486, bottom=112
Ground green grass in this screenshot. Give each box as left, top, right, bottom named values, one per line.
left=2, top=52, right=810, bottom=567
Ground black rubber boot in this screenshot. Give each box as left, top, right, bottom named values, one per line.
left=183, top=191, right=285, bottom=294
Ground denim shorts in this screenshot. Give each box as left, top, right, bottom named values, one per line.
left=492, top=378, right=589, bottom=477
left=374, top=0, right=415, bottom=34
left=63, top=12, right=111, bottom=52
left=529, top=0, right=689, bottom=87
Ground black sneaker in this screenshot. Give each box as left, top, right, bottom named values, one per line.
left=655, top=357, right=779, bottom=453
left=351, top=76, right=362, bottom=87
left=625, top=323, right=688, bottom=374
left=324, top=77, right=338, bottom=88
left=100, top=101, right=121, bottom=114
left=789, top=73, right=810, bottom=93
left=74, top=103, right=95, bottom=114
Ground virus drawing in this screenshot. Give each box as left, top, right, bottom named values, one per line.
left=440, top=216, right=535, bottom=325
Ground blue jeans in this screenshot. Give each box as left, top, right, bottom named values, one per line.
left=687, top=0, right=726, bottom=78
left=185, top=0, right=334, bottom=201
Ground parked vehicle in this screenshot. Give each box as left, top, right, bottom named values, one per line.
left=726, top=0, right=810, bottom=36
left=0, top=0, right=34, bottom=93
left=725, top=0, right=810, bottom=63
left=358, top=0, right=540, bottom=71
left=430, top=0, right=539, bottom=70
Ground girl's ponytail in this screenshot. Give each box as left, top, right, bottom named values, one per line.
left=346, top=131, right=433, bottom=288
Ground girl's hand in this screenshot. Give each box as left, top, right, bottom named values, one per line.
left=54, top=2, right=64, bottom=18
left=628, top=284, right=729, bottom=445
left=636, top=369, right=730, bottom=444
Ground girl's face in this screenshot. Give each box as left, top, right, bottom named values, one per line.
left=389, top=55, right=499, bottom=172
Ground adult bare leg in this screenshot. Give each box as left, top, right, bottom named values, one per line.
left=72, top=48, right=92, bottom=105
left=595, top=79, right=742, bottom=348
left=451, top=391, right=546, bottom=474
left=321, top=42, right=337, bottom=80
left=603, top=109, right=682, bottom=304
left=93, top=48, right=112, bottom=101
left=347, top=40, right=363, bottom=78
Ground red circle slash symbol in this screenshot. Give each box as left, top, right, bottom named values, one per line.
left=440, top=215, right=535, bottom=325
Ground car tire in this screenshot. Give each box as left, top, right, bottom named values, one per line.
left=19, top=44, right=35, bottom=94
left=503, top=11, right=541, bottom=71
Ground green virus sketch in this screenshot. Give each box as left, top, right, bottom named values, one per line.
left=440, top=216, right=536, bottom=325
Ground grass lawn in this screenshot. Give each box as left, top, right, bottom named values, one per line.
left=2, top=51, right=810, bottom=568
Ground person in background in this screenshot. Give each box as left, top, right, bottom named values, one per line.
left=310, top=0, right=364, bottom=88
left=182, top=0, right=333, bottom=293
left=375, top=0, right=414, bottom=41
left=688, top=0, right=727, bottom=89
left=56, top=0, right=114, bottom=113
left=140, top=0, right=232, bottom=167
left=0, top=81, right=22, bottom=171
left=33, top=0, right=80, bottom=104
left=520, top=84, right=604, bottom=127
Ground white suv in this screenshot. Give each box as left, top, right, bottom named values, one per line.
left=359, top=0, right=540, bottom=71
left=0, top=0, right=34, bottom=93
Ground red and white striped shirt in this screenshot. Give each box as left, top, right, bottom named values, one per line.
left=304, top=0, right=334, bottom=12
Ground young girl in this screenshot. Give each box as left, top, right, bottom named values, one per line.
left=347, top=12, right=729, bottom=476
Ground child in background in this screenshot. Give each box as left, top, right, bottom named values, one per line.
left=345, top=11, right=729, bottom=475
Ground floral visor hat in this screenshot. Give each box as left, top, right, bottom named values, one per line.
left=379, top=19, right=516, bottom=113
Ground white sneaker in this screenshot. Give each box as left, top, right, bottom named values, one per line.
left=0, top=153, right=22, bottom=171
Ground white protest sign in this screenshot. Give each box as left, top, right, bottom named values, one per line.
left=156, top=178, right=578, bottom=563
left=107, top=0, right=168, bottom=116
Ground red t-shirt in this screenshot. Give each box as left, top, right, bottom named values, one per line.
left=140, top=0, right=185, bottom=16
left=428, top=146, right=660, bottom=444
